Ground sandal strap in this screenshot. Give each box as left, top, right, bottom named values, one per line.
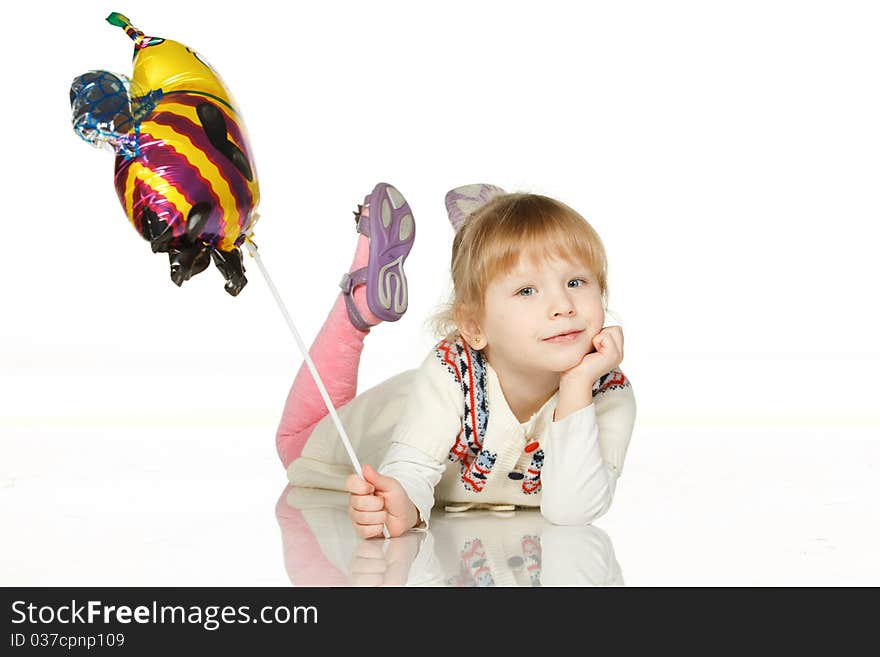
left=356, top=213, right=371, bottom=238
left=340, top=267, right=368, bottom=290
left=339, top=270, right=373, bottom=331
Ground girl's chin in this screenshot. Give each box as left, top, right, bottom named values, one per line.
left=550, top=355, right=589, bottom=374
left=553, top=345, right=598, bottom=372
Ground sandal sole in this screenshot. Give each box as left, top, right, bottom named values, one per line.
left=361, top=183, right=415, bottom=321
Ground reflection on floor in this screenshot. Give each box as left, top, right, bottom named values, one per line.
left=276, top=486, right=623, bottom=587
left=4, top=425, right=877, bottom=585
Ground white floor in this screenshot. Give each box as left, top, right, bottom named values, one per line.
left=2, top=423, right=878, bottom=586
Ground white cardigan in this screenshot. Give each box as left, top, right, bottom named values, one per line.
left=287, top=337, right=637, bottom=527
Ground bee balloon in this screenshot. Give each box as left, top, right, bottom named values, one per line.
left=70, top=13, right=386, bottom=530
left=70, top=12, right=260, bottom=295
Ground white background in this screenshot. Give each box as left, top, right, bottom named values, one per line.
left=1, top=0, right=878, bottom=585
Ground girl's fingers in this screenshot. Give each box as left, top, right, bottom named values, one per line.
left=344, top=474, right=374, bottom=495
left=601, top=327, right=624, bottom=363
left=610, top=326, right=623, bottom=348
left=607, top=335, right=620, bottom=359
left=354, top=523, right=387, bottom=540
left=350, top=494, right=384, bottom=512
left=349, top=508, right=388, bottom=526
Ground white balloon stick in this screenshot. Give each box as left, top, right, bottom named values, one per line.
left=245, top=239, right=390, bottom=539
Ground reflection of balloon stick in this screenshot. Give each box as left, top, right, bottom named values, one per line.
left=69, top=13, right=385, bottom=535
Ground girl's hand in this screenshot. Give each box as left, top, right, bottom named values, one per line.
left=561, top=326, right=624, bottom=387
left=344, top=464, right=420, bottom=539
left=347, top=532, right=423, bottom=586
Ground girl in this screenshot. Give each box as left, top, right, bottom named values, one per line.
left=277, top=183, right=636, bottom=538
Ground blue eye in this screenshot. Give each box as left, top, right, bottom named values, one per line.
left=517, top=287, right=536, bottom=297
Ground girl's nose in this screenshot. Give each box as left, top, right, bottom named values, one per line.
left=551, top=295, right=576, bottom=318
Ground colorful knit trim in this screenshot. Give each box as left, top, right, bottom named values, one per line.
left=516, top=369, right=628, bottom=495
left=434, top=345, right=631, bottom=495
left=435, top=338, right=496, bottom=492
left=522, top=448, right=544, bottom=495
left=593, top=369, right=631, bottom=396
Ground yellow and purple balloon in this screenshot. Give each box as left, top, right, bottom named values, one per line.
left=70, top=12, right=260, bottom=295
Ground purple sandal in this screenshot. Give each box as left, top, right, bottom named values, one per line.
left=340, top=182, right=415, bottom=330
left=444, top=183, right=507, bottom=232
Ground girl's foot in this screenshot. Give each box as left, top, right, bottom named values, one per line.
left=444, top=183, right=507, bottom=232
left=340, top=183, right=415, bottom=331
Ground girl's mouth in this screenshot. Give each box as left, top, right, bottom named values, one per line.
left=543, top=330, right=584, bottom=343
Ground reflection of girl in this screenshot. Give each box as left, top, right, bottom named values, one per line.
left=430, top=510, right=624, bottom=587
left=277, top=184, right=636, bottom=538
left=276, top=487, right=623, bottom=587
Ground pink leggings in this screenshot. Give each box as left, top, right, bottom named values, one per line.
left=276, top=293, right=370, bottom=469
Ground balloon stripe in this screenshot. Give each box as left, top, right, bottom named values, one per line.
left=131, top=175, right=187, bottom=240
left=141, top=119, right=241, bottom=249
left=130, top=163, right=190, bottom=232
left=149, top=108, right=252, bottom=226
left=138, top=125, right=234, bottom=248
left=136, top=140, right=211, bottom=212
left=135, top=134, right=224, bottom=244
left=160, top=96, right=261, bottom=207
left=154, top=100, right=260, bottom=238
left=156, top=99, right=258, bottom=202
left=114, top=161, right=186, bottom=239
left=160, top=94, right=255, bottom=167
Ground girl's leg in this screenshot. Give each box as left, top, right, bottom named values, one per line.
left=276, top=235, right=376, bottom=468
left=276, top=183, right=415, bottom=468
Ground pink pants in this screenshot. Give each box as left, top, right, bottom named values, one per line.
left=276, top=292, right=370, bottom=469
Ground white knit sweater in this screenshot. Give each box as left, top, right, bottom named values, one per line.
left=287, top=337, right=636, bottom=527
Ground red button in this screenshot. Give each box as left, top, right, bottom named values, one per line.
left=524, top=441, right=539, bottom=453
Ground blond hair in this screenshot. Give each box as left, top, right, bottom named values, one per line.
left=427, top=193, right=609, bottom=341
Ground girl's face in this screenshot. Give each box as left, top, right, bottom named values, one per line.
left=477, top=255, right=605, bottom=375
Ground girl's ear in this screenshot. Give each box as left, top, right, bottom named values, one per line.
left=454, top=305, right=485, bottom=350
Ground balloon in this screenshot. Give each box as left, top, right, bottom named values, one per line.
left=69, top=12, right=260, bottom=295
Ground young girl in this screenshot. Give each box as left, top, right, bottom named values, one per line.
left=277, top=183, right=636, bottom=538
